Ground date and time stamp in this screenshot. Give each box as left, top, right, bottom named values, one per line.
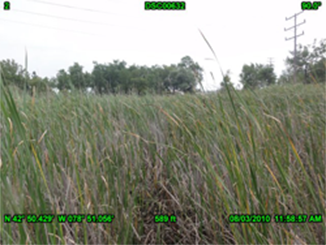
left=228, top=214, right=323, bottom=223
left=1, top=1, right=323, bottom=11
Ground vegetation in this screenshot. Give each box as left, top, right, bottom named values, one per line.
left=1, top=39, right=325, bottom=95
left=1, top=76, right=325, bottom=244
left=0, top=56, right=204, bottom=96
left=239, top=63, right=277, bottom=89
left=220, top=70, right=235, bottom=90
left=279, top=38, right=326, bottom=84
left=0, top=36, right=325, bottom=244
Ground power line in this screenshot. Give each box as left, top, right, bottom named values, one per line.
left=284, top=11, right=305, bottom=84
left=2, top=12, right=187, bottom=37
left=12, top=9, right=142, bottom=29
left=0, top=16, right=190, bottom=38
left=4, top=7, right=193, bottom=35
left=11, top=2, right=188, bottom=31
left=26, top=0, right=121, bottom=16
left=26, top=0, right=185, bottom=22
left=0, top=18, right=109, bottom=37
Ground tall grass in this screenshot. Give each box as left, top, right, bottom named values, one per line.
left=1, top=37, right=325, bottom=244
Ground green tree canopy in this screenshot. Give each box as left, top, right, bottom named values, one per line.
left=56, top=69, right=71, bottom=91
left=28, top=71, right=49, bottom=93
left=68, top=62, right=86, bottom=90
left=284, top=38, right=325, bottom=84
left=178, top=56, right=204, bottom=90
left=3, top=55, right=205, bottom=96
left=0, top=59, right=27, bottom=89
left=240, top=63, right=276, bottom=89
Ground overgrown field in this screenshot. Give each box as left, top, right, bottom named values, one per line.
left=1, top=84, right=325, bottom=244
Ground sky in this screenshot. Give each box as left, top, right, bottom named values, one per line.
left=1, top=0, right=325, bottom=90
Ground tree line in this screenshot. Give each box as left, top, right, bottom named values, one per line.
left=1, top=39, right=324, bottom=95
left=221, top=38, right=325, bottom=90
left=278, top=38, right=325, bottom=85
left=0, top=56, right=203, bottom=95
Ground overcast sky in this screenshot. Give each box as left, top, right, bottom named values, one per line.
left=1, top=0, right=325, bottom=90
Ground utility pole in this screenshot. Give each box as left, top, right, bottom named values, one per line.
left=267, top=57, right=274, bottom=67
left=284, top=11, right=305, bottom=84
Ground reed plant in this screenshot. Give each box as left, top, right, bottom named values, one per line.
left=0, top=32, right=325, bottom=244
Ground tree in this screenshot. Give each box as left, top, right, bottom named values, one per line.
left=149, top=65, right=166, bottom=95
left=28, top=71, right=49, bottom=93
left=175, top=68, right=196, bottom=93
left=240, top=64, right=259, bottom=89
left=240, top=63, right=276, bottom=89
left=92, top=62, right=108, bottom=94
left=2, top=55, right=208, bottom=96
left=178, top=56, right=204, bottom=90
left=257, top=65, right=276, bottom=87
left=84, top=71, right=93, bottom=89
left=68, top=62, right=86, bottom=91
left=310, top=58, right=326, bottom=83
left=131, top=76, right=148, bottom=95
left=278, top=70, right=292, bottom=85
left=0, top=59, right=27, bottom=89
left=285, top=38, right=325, bottom=84
left=56, top=69, right=71, bottom=91
left=220, top=70, right=234, bottom=89
left=106, top=60, right=127, bottom=94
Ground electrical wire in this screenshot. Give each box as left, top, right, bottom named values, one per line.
left=3, top=6, right=193, bottom=36
left=25, top=0, right=185, bottom=21
left=0, top=18, right=109, bottom=37
left=12, top=9, right=144, bottom=29
left=26, top=0, right=122, bottom=16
